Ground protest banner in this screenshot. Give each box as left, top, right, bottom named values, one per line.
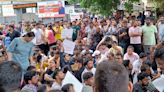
left=62, top=71, right=83, bottom=92
left=63, top=39, right=75, bottom=55
left=61, top=28, right=73, bottom=39
left=37, top=0, right=65, bottom=18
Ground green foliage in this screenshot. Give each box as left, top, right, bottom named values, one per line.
left=151, top=0, right=164, bottom=9
left=124, top=0, right=140, bottom=13
left=68, top=0, right=140, bottom=16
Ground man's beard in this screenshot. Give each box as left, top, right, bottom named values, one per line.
left=142, top=83, right=148, bottom=87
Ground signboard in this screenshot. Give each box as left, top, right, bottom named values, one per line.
left=37, top=0, right=65, bottom=18
left=61, top=28, right=73, bottom=39
left=70, top=13, right=83, bottom=21
left=13, top=3, right=37, bottom=9
left=2, top=4, right=16, bottom=17
left=62, top=71, right=83, bottom=92
left=65, top=5, right=75, bottom=14
left=63, top=39, right=75, bottom=55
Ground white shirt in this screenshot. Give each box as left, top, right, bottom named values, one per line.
left=132, top=59, right=142, bottom=74
left=107, top=26, right=117, bottom=34
left=86, top=26, right=96, bottom=39
left=51, top=82, right=62, bottom=90
left=32, top=28, right=44, bottom=45
left=129, top=26, right=142, bottom=44
left=82, top=84, right=93, bottom=92
left=81, top=68, right=96, bottom=83
left=123, top=52, right=140, bottom=64
left=153, top=74, right=164, bottom=92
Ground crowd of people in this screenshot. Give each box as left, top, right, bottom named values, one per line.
left=0, top=13, right=163, bottom=92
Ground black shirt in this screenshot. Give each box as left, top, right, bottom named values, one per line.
left=73, top=66, right=85, bottom=82
left=6, top=30, right=20, bottom=41
left=41, top=69, right=54, bottom=85
left=117, top=27, right=130, bottom=44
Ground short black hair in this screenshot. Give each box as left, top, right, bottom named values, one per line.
left=95, top=61, right=128, bottom=92
left=24, top=71, right=38, bottom=84
left=0, top=61, right=22, bottom=92
left=146, top=17, right=152, bottom=20
left=154, top=46, right=164, bottom=61
left=37, top=84, right=47, bottom=92
left=116, top=52, right=123, bottom=58
left=36, top=23, right=40, bottom=26
left=61, top=83, right=73, bottom=92
left=84, top=58, right=93, bottom=66
left=48, top=90, right=63, bottom=92
left=23, top=32, right=35, bottom=37
left=123, top=60, right=130, bottom=68
left=9, top=25, right=14, bottom=29
left=137, top=72, right=148, bottom=81
left=27, top=66, right=36, bottom=71
left=52, top=69, right=62, bottom=79
left=83, top=72, right=93, bottom=81
left=141, top=64, right=150, bottom=72
left=139, top=52, right=147, bottom=58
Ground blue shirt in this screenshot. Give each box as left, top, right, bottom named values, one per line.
left=59, top=7, right=65, bottom=14
left=7, top=38, right=34, bottom=71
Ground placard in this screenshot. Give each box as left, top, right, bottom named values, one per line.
left=62, top=71, right=83, bottom=92
left=63, top=39, right=75, bottom=55
left=61, top=28, right=73, bottom=39
left=70, top=13, right=82, bottom=21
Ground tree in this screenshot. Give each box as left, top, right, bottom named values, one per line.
left=151, top=0, right=164, bottom=8
left=68, top=0, right=140, bottom=16
left=124, top=0, right=140, bottom=13
left=68, top=0, right=119, bottom=16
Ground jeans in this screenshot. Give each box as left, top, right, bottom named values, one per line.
left=119, top=42, right=129, bottom=54
left=131, top=44, right=142, bottom=55
left=143, top=45, right=153, bottom=54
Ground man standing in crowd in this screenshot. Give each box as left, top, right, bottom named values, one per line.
left=118, top=19, right=130, bottom=54
left=157, top=16, right=164, bottom=42
left=86, top=22, right=96, bottom=45
left=129, top=20, right=142, bottom=54
left=72, top=21, right=80, bottom=41
left=32, top=23, right=47, bottom=55
left=93, top=60, right=128, bottom=92
left=82, top=72, right=94, bottom=92
left=142, top=17, right=158, bottom=54
left=153, top=41, right=164, bottom=92
left=6, top=25, right=20, bottom=41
